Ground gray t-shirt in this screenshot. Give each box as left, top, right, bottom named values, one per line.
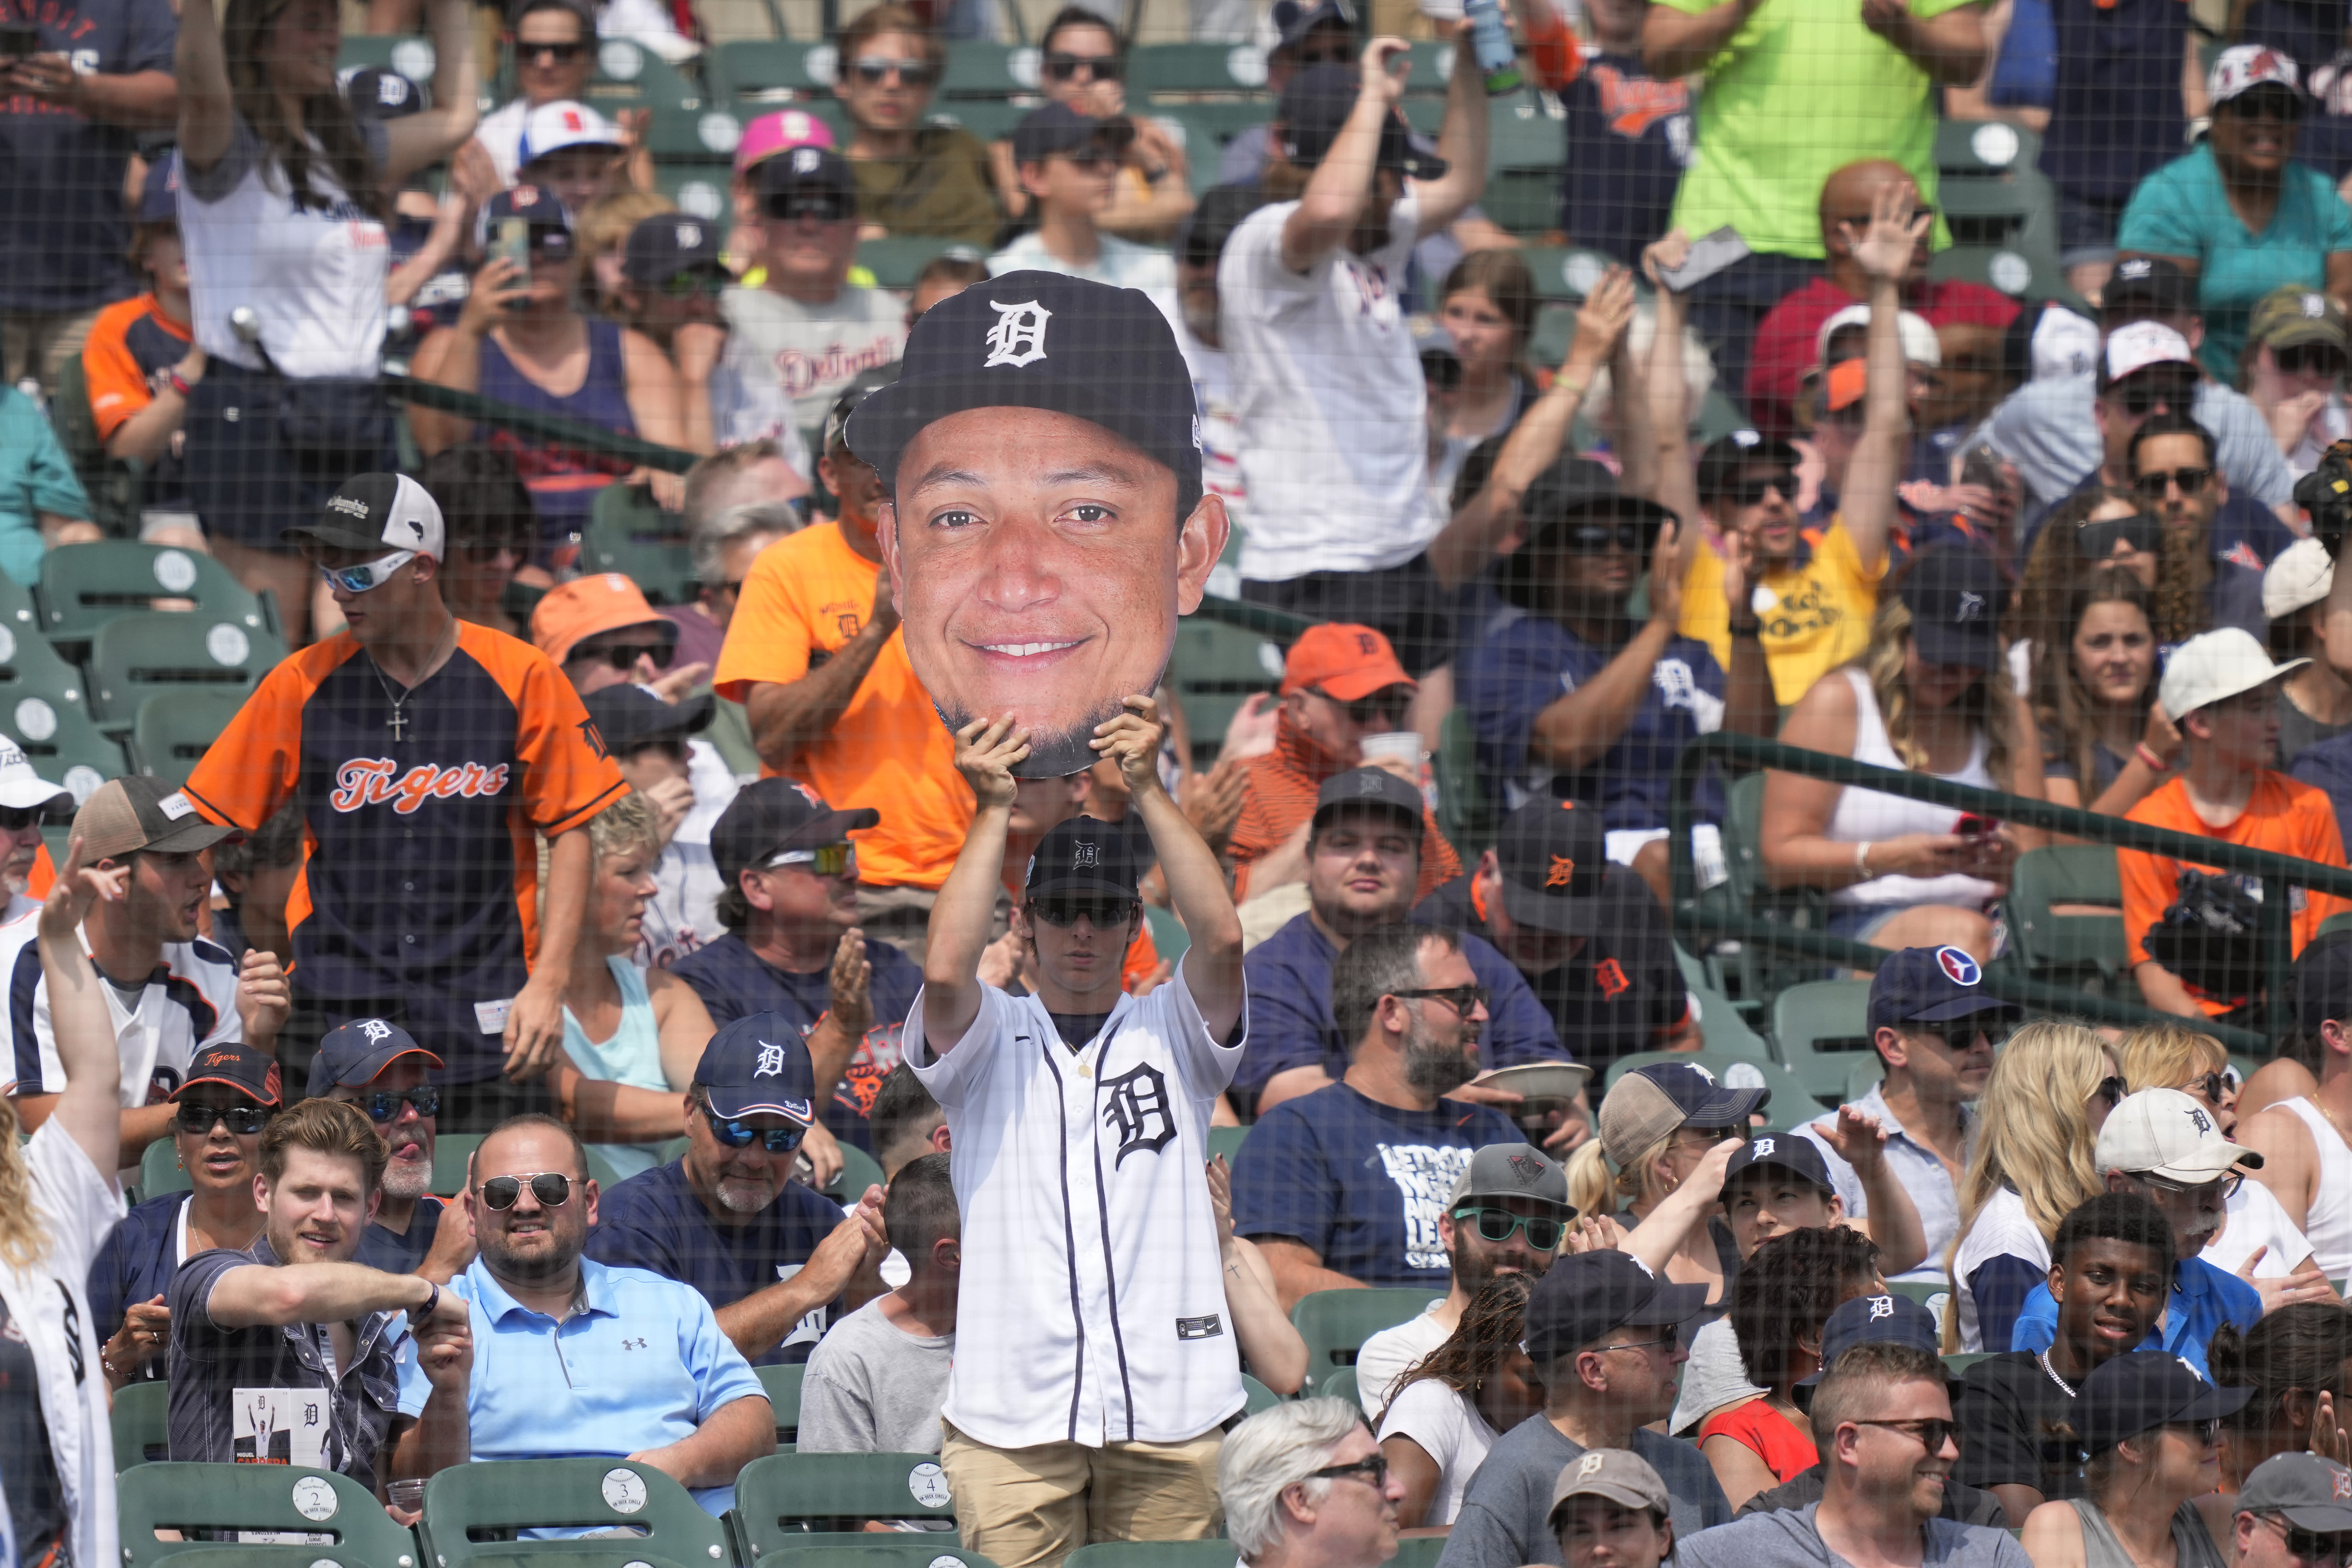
left=1677, top=1502, right=2033, bottom=1568
left=795, top=1296, right=953, bottom=1455
left=718, top=283, right=908, bottom=436
left=1437, top=1415, right=1731, bottom=1568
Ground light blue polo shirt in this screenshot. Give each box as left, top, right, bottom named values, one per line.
left=396, top=1255, right=766, bottom=1514
left=1804, top=1082, right=1976, bottom=1284
left=2006, top=1255, right=2261, bottom=1378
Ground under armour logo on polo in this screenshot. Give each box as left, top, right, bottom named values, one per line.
left=754, top=1042, right=787, bottom=1077
left=983, top=300, right=1053, bottom=367
left=1869, top=1296, right=1894, bottom=1320
left=1073, top=841, right=1099, bottom=867
left=1956, top=590, right=1987, bottom=623
left=1752, top=1137, right=1775, bottom=1158
left=1936, top=946, right=1981, bottom=985
left=1547, top=856, right=1575, bottom=888
left=360, top=1020, right=393, bottom=1044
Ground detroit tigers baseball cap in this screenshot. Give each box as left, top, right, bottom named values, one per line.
left=1721, top=1130, right=1834, bottom=1196
left=0, top=739, right=72, bottom=815
left=1011, top=102, right=1134, bottom=166
left=306, top=1018, right=441, bottom=1098
left=1490, top=796, right=1607, bottom=937
left=1548, top=1449, right=1671, bottom=1523
left=1025, top=815, right=1144, bottom=902
left=1867, top=945, right=2022, bottom=1032
left=2099, top=320, right=2199, bottom=389
left=1792, top=1292, right=1956, bottom=1407
left=844, top=270, right=1206, bottom=521
left=284, top=472, right=447, bottom=561
left=518, top=100, right=625, bottom=167
left=178, top=1041, right=285, bottom=1107
left=2097, top=1086, right=2264, bottom=1181
left=757, top=143, right=860, bottom=211
left=697, top=1011, right=818, bottom=1124
left=1277, top=63, right=1445, bottom=178
left=2240, top=1454, right=2352, bottom=1531
left=622, top=212, right=725, bottom=286
left=342, top=65, right=426, bottom=121
left=73, top=775, right=237, bottom=861
left=2079, top=1351, right=2254, bottom=1456
left=530, top=573, right=677, bottom=667
left=1898, top=545, right=2003, bottom=672
left=1280, top=623, right=1416, bottom=703
left=1448, top=1141, right=1572, bottom=1211
left=1310, top=767, right=1424, bottom=839
left=710, top=778, right=880, bottom=886
left=1598, top=1063, right=1768, bottom=1168
left=1523, top=1248, right=1710, bottom=1365
left=475, top=182, right=574, bottom=256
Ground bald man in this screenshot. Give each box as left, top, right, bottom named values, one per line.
left=1745, top=160, right=2021, bottom=442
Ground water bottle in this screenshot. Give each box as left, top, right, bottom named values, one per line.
left=1462, top=0, right=1522, bottom=96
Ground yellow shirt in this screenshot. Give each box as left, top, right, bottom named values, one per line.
left=1680, top=517, right=1885, bottom=708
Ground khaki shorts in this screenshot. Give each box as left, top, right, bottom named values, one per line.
left=940, top=1421, right=1223, bottom=1568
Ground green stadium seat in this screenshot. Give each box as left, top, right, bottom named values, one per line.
left=578, top=36, right=739, bottom=162
left=119, top=1461, right=423, bottom=1568
left=855, top=234, right=974, bottom=290
left=824, top=1140, right=886, bottom=1201
left=730, top=1450, right=957, bottom=1553
left=1067, top=1544, right=1236, bottom=1568
left=1291, top=1288, right=1434, bottom=1396
left=1944, top=1351, right=1994, bottom=1376
left=1934, top=119, right=2042, bottom=176
left=338, top=32, right=440, bottom=84
left=939, top=41, right=1037, bottom=96
left=1518, top=245, right=1625, bottom=303
left=648, top=161, right=737, bottom=236
left=746, top=1549, right=994, bottom=1568
left=420, top=1455, right=729, bottom=1565
left=1159, top=103, right=1269, bottom=194
left=581, top=483, right=697, bottom=605
left=1692, top=976, right=1771, bottom=1060
left=141, top=1136, right=192, bottom=1199
left=1128, top=41, right=1272, bottom=97
left=1167, top=618, right=1281, bottom=769
left=709, top=37, right=844, bottom=103
left=0, top=621, right=126, bottom=796
left=111, top=1376, right=170, bottom=1470
left=758, top=1361, right=804, bottom=1445
left=1402, top=40, right=1456, bottom=92
left=431, top=1132, right=482, bottom=1196
left=1392, top=1538, right=1447, bottom=1568
left=1888, top=1279, right=1953, bottom=1334
left=1434, top=706, right=1498, bottom=857
left=1144, top=903, right=1190, bottom=968
left=87, top=611, right=289, bottom=729
left=37, top=540, right=277, bottom=648
left=1928, top=242, right=2061, bottom=304
left=1322, top=1365, right=1360, bottom=1410
left=1771, top=979, right=1875, bottom=1111
left=1243, top=1373, right=1282, bottom=1413
left=2005, top=844, right=2127, bottom=988
left=131, top=690, right=250, bottom=787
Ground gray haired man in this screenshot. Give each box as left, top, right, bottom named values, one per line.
left=1222, top=1398, right=1406, bottom=1568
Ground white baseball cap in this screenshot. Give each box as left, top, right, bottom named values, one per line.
left=517, top=100, right=624, bottom=167
left=2104, top=320, right=2196, bottom=384
left=2033, top=305, right=2101, bottom=382
left=2096, top=1086, right=2263, bottom=1181
left=1816, top=304, right=1943, bottom=369
left=0, top=740, right=72, bottom=815
left=2265, top=536, right=2334, bottom=621
left=2209, top=44, right=2300, bottom=107
left=2158, top=626, right=2307, bottom=718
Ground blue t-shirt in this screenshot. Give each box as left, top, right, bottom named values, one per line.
left=1230, top=1081, right=1523, bottom=1288
left=1458, top=605, right=1726, bottom=833
left=2117, top=143, right=2352, bottom=379
left=355, top=1196, right=446, bottom=1275
left=583, top=1156, right=847, bottom=1364
left=1556, top=52, right=1692, bottom=267
left=2006, top=1255, right=2261, bottom=1377
left=0, top=0, right=177, bottom=311
left=670, top=931, right=925, bottom=1153
left=1237, top=912, right=1566, bottom=1106
left=2036, top=0, right=2188, bottom=203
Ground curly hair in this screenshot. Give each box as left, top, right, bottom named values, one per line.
left=1385, top=1273, right=1534, bottom=1422
left=1857, top=585, right=2015, bottom=792
left=2007, top=486, right=2139, bottom=659
left=2030, top=565, right=2157, bottom=792
left=221, top=0, right=387, bottom=223
left=1730, top=1227, right=1884, bottom=1392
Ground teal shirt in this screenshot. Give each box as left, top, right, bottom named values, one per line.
left=0, top=387, right=86, bottom=587
left=2117, top=144, right=2352, bottom=380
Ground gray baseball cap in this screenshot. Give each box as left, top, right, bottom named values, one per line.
left=1548, top=1449, right=1670, bottom=1523
left=2240, top=1454, right=2352, bottom=1532
left=1447, top=1142, right=1572, bottom=1211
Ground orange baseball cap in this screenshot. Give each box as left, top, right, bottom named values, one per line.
left=1824, top=357, right=1869, bottom=413
left=1281, top=623, right=1416, bottom=702
left=531, top=573, right=678, bottom=668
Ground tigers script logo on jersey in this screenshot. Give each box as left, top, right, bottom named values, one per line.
left=331, top=758, right=512, bottom=814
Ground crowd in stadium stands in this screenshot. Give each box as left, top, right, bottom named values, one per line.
left=29, top=0, right=2352, bottom=1561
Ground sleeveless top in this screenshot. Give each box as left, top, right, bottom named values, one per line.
left=561, top=955, right=670, bottom=1180
left=1825, top=667, right=2003, bottom=909
left=2067, top=1498, right=2227, bottom=1568
left=474, top=317, right=637, bottom=539
left=2277, top=1098, right=2352, bottom=1280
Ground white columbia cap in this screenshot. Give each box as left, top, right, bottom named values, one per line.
left=1816, top=304, right=1943, bottom=368
left=2104, top=320, right=2196, bottom=383
left=2158, top=626, right=2306, bottom=719
left=2096, top=1086, right=2263, bottom=1181
left=282, top=472, right=447, bottom=561
left=517, top=100, right=624, bottom=166
left=0, top=739, right=71, bottom=814
left=2265, top=536, right=2335, bottom=621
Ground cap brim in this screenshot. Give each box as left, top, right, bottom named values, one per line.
left=2274, top=1503, right=2352, bottom=1533
left=1910, top=621, right=2001, bottom=672
left=1900, top=993, right=2024, bottom=1024
left=1623, top=1278, right=1714, bottom=1326
left=2149, top=1141, right=2265, bottom=1179
left=2183, top=1381, right=2258, bottom=1424
left=705, top=1087, right=816, bottom=1124
left=0, top=779, right=74, bottom=812
left=1722, top=1149, right=1833, bottom=1192
left=146, top=818, right=239, bottom=854
left=173, top=1071, right=280, bottom=1106
left=1316, top=666, right=1417, bottom=703
left=332, top=1044, right=444, bottom=1087
left=608, top=692, right=714, bottom=743
left=1499, top=877, right=1601, bottom=936
left=1680, top=1086, right=1771, bottom=1127
left=769, top=805, right=882, bottom=855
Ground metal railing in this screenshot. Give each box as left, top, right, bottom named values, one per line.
left=1665, top=732, right=2352, bottom=1054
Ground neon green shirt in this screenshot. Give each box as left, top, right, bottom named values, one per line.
left=1654, top=0, right=1978, bottom=259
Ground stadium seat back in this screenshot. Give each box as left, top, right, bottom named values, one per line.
left=111, top=1376, right=170, bottom=1470
left=1434, top=706, right=1498, bottom=857
left=1321, top=1366, right=1359, bottom=1411
left=431, top=1133, right=483, bottom=1196
left=823, top=1141, right=886, bottom=1201
left=1067, top=1544, right=1237, bottom=1568
left=758, top=1362, right=804, bottom=1445
left=420, top=1455, right=729, bottom=1565
left=745, top=1549, right=995, bottom=1568
left=2005, top=844, right=2126, bottom=981
left=730, top=1450, right=958, bottom=1553
left=581, top=485, right=698, bottom=606
left=1887, top=1279, right=1953, bottom=1333
left=708, top=37, right=839, bottom=102
left=37, top=540, right=275, bottom=648
left=1206, top=1124, right=1248, bottom=1165
left=939, top=41, right=1033, bottom=95
left=130, top=690, right=250, bottom=788
left=923, top=99, right=1024, bottom=140
left=1242, top=1374, right=1281, bottom=1414
left=1770, top=979, right=1876, bottom=1110
left=141, top=1137, right=193, bottom=1199
left=0, top=623, right=126, bottom=794
left=119, top=1461, right=421, bottom=1568
left=1290, top=1288, right=1435, bottom=1395
left=89, top=612, right=289, bottom=728
left=1128, top=41, right=1270, bottom=97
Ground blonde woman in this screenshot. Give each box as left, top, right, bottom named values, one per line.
left=2, top=836, right=134, bottom=1568
left=1948, top=1019, right=2121, bottom=1351
left=546, top=793, right=716, bottom=1179
left=1565, top=1062, right=1758, bottom=1311
left=2120, top=1022, right=2333, bottom=1301
left=1759, top=546, right=2021, bottom=964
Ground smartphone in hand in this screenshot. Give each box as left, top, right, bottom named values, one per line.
left=1653, top=226, right=1752, bottom=293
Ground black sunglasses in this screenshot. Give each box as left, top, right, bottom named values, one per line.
left=1393, top=983, right=1490, bottom=1015
left=1031, top=897, right=1140, bottom=929
left=2134, top=466, right=2213, bottom=499
left=0, top=805, right=48, bottom=832
left=577, top=641, right=673, bottom=672
left=2267, top=1518, right=2352, bottom=1566
left=764, top=193, right=857, bottom=225
left=355, top=1086, right=440, bottom=1124
left=1455, top=1205, right=1567, bottom=1251
left=659, top=271, right=728, bottom=300
left=2277, top=343, right=2348, bottom=378
left=2113, top=376, right=2194, bottom=417
left=2076, top=513, right=2158, bottom=558
left=1853, top=1417, right=1957, bottom=1450
left=850, top=55, right=939, bottom=85
left=700, top=1102, right=808, bottom=1152
left=1561, top=521, right=1643, bottom=554
left=519, top=40, right=586, bottom=62
left=1723, top=472, right=1794, bottom=509
left=1307, top=1454, right=1389, bottom=1488
left=479, top=1171, right=572, bottom=1210
left=2223, top=86, right=2304, bottom=121
left=1043, top=51, right=1122, bottom=81
left=2188, top=1069, right=2228, bottom=1103
left=176, top=1101, right=271, bottom=1135
left=1921, top=1019, right=2008, bottom=1052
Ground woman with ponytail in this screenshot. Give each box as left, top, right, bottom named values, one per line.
left=2211, top=1302, right=2352, bottom=1489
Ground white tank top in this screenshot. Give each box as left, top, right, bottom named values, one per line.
left=2277, top=1098, right=2352, bottom=1280
left=1825, top=668, right=2002, bottom=909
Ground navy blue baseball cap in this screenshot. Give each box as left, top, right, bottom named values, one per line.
left=1898, top=545, right=2004, bottom=672
left=1523, top=1248, right=1710, bottom=1365
left=697, top=1012, right=817, bottom=1124
left=709, top=778, right=879, bottom=887
left=1867, top=945, right=2023, bottom=1033
left=845, top=269, right=1205, bottom=520
left=1010, top=102, right=1133, bottom=166
left=1721, top=1131, right=1834, bottom=1196
left=178, top=1041, right=284, bottom=1107
left=307, top=1018, right=441, bottom=1098
left=1278, top=63, right=1444, bottom=178
left=1792, top=1292, right=1955, bottom=1407
left=2079, top=1351, right=2253, bottom=1456
left=343, top=65, right=426, bottom=120
left=1025, top=815, right=1144, bottom=902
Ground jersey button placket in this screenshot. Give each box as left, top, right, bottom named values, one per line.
left=1064, top=1049, right=1111, bottom=1444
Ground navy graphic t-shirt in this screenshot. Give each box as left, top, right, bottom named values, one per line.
left=1556, top=52, right=1692, bottom=267
left=1230, top=1082, right=1521, bottom=1287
